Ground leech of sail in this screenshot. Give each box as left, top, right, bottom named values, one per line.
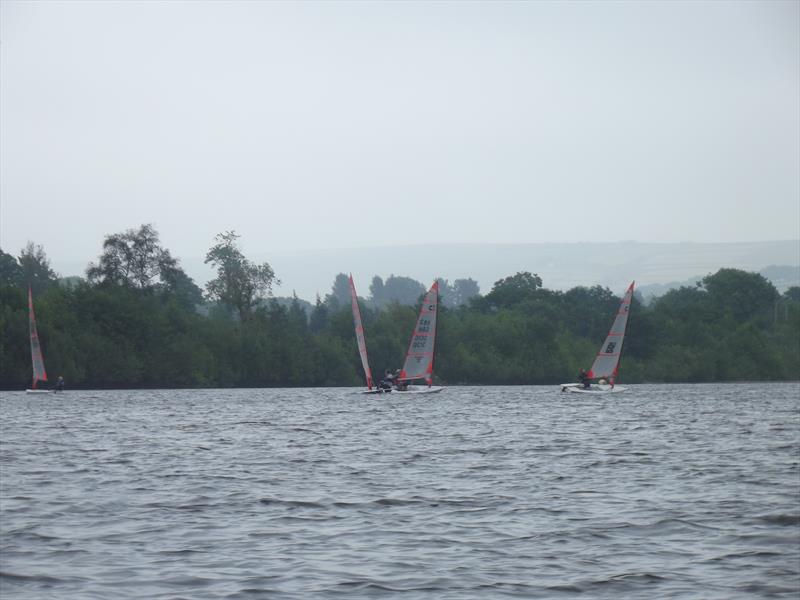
left=399, top=281, right=439, bottom=386
left=349, top=275, right=373, bottom=390
left=28, top=286, right=48, bottom=389
left=588, top=281, right=634, bottom=380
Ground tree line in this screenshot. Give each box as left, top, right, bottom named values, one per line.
left=1, top=225, right=798, bottom=389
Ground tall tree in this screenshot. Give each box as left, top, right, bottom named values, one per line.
left=484, top=272, right=542, bottom=308
left=160, top=265, right=204, bottom=309
left=436, top=278, right=455, bottom=308
left=18, top=242, right=58, bottom=295
left=369, top=276, right=386, bottom=307
left=382, top=275, right=425, bottom=306
left=452, top=278, right=481, bottom=306
left=0, top=248, right=23, bottom=287
left=87, top=224, right=183, bottom=290
left=204, top=231, right=278, bottom=321
left=309, top=294, right=329, bottom=333
left=702, top=268, right=779, bottom=321
left=325, top=273, right=351, bottom=310
left=438, top=277, right=481, bottom=308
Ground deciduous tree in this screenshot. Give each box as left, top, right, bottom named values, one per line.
left=18, top=242, right=58, bottom=295
left=484, top=272, right=542, bottom=308
left=0, top=248, right=22, bottom=287
left=204, top=231, right=278, bottom=321
left=87, top=224, right=181, bottom=290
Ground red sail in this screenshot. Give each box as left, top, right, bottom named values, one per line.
left=28, top=287, right=48, bottom=388
left=349, top=275, right=373, bottom=389
left=399, top=281, right=438, bottom=386
left=588, top=281, right=635, bottom=381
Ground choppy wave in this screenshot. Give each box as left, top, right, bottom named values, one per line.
left=1, top=383, right=798, bottom=599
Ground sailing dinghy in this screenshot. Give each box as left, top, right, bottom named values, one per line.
left=561, top=281, right=635, bottom=395
left=394, top=281, right=444, bottom=394
left=26, top=287, right=52, bottom=394
left=349, top=275, right=389, bottom=395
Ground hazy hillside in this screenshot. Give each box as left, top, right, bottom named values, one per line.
left=257, top=240, right=800, bottom=301
left=53, top=240, right=799, bottom=303
left=635, top=265, right=800, bottom=301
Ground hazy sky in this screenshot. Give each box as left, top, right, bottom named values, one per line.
left=1, top=0, right=798, bottom=277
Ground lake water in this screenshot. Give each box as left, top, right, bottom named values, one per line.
left=1, top=384, right=798, bottom=599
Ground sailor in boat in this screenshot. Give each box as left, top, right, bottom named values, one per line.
left=578, top=368, right=591, bottom=389
left=55, top=375, right=65, bottom=392
left=379, top=369, right=395, bottom=391
left=393, top=369, right=408, bottom=391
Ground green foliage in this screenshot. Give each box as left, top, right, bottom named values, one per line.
left=369, top=275, right=426, bottom=308
left=205, top=231, right=278, bottom=321
left=0, top=248, right=23, bottom=286
left=325, top=273, right=351, bottom=311
left=701, top=268, right=778, bottom=322
left=0, top=243, right=59, bottom=295
left=0, top=264, right=797, bottom=389
left=88, top=224, right=175, bottom=288
left=309, top=296, right=329, bottom=334
left=161, top=265, right=204, bottom=309
left=483, top=271, right=543, bottom=309
left=783, top=286, right=800, bottom=303
left=437, top=278, right=481, bottom=308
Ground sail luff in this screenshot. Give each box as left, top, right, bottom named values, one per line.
left=349, top=275, right=373, bottom=389
left=399, top=281, right=438, bottom=385
left=588, top=281, right=635, bottom=380
left=28, top=287, right=48, bottom=387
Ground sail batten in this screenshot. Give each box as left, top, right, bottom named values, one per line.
left=399, top=281, right=438, bottom=385
left=349, top=275, right=373, bottom=389
left=588, top=281, right=635, bottom=381
left=28, top=287, right=48, bottom=388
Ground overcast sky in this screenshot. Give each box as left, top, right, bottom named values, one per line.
left=1, top=0, right=798, bottom=278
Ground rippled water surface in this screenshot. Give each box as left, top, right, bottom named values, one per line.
left=1, top=384, right=798, bottom=599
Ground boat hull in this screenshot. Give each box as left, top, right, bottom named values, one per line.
left=560, top=383, right=627, bottom=394
left=359, top=385, right=444, bottom=395
left=393, top=385, right=444, bottom=394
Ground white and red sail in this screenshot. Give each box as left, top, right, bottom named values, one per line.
left=349, top=275, right=373, bottom=389
left=399, top=281, right=438, bottom=386
left=28, top=287, right=48, bottom=389
left=587, top=281, right=635, bottom=382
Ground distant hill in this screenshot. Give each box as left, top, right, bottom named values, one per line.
left=256, top=240, right=800, bottom=302
left=636, top=265, right=800, bottom=303
left=758, top=265, right=800, bottom=293
left=53, top=240, right=799, bottom=304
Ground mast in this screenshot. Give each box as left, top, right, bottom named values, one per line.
left=349, top=275, right=373, bottom=389
left=399, top=281, right=439, bottom=386
left=28, top=287, right=48, bottom=389
left=588, top=281, right=635, bottom=381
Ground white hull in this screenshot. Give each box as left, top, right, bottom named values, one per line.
left=394, top=385, right=444, bottom=394
left=560, top=383, right=627, bottom=394
left=359, top=385, right=445, bottom=395
left=25, top=389, right=53, bottom=394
